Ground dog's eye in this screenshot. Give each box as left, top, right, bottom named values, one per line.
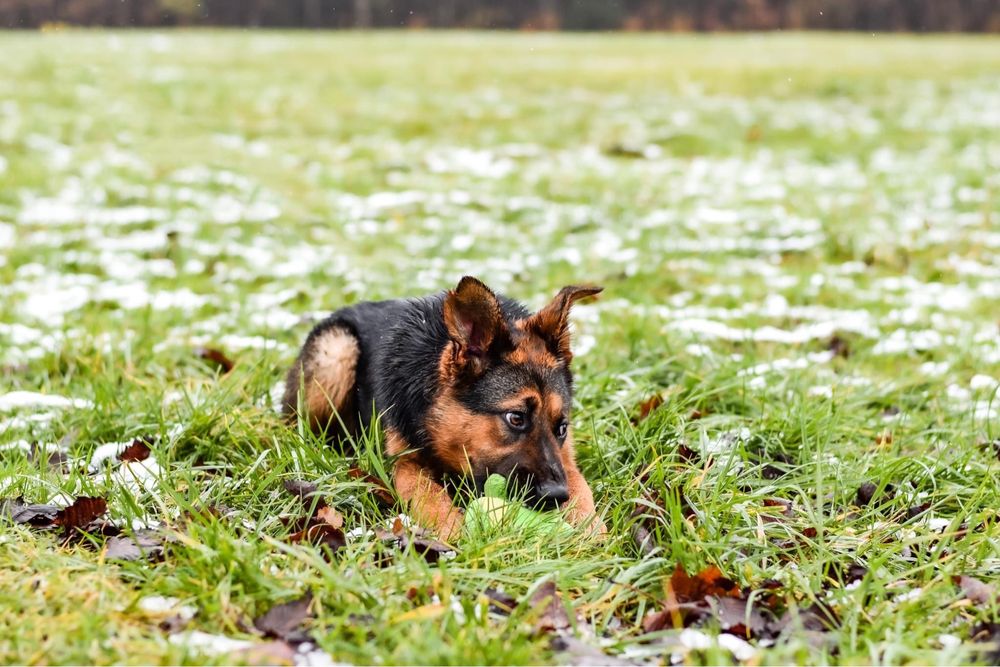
left=556, top=422, right=569, bottom=439
left=503, top=411, right=528, bottom=431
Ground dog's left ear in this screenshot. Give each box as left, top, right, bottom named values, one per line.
left=443, top=276, right=510, bottom=378
left=525, top=285, right=603, bottom=362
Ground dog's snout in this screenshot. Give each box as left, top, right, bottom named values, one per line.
left=534, top=480, right=569, bottom=508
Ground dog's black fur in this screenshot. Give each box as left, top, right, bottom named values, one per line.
left=283, top=276, right=602, bottom=538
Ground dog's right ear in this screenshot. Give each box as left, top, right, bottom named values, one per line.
left=442, top=276, right=509, bottom=378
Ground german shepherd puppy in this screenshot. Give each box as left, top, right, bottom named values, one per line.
left=283, top=276, right=603, bottom=540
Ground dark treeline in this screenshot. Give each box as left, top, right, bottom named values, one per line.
left=3, top=0, right=999, bottom=32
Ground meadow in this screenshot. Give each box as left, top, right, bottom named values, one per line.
left=1, top=31, right=999, bottom=665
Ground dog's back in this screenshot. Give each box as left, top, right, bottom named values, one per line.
left=283, top=291, right=529, bottom=446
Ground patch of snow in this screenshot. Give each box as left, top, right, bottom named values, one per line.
left=0, top=391, right=92, bottom=412
left=168, top=631, right=254, bottom=654
left=113, top=457, right=162, bottom=494
left=920, top=361, right=949, bottom=376
left=668, top=318, right=875, bottom=344
left=0, top=411, right=60, bottom=433
left=717, top=633, right=757, bottom=661
left=701, top=428, right=751, bottom=455
left=871, top=329, right=944, bottom=355
left=970, top=374, right=998, bottom=392
left=946, top=384, right=972, bottom=404
left=895, top=587, right=923, bottom=603
left=294, top=643, right=347, bottom=667
left=677, top=628, right=712, bottom=651
left=138, top=596, right=197, bottom=622
left=573, top=334, right=596, bottom=357
left=88, top=441, right=133, bottom=470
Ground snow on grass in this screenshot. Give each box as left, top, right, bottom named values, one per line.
left=0, top=392, right=93, bottom=412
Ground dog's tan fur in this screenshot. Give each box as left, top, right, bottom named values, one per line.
left=291, top=325, right=360, bottom=432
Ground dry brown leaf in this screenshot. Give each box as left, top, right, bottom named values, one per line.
left=636, top=395, right=664, bottom=421
left=529, top=581, right=571, bottom=633
left=197, top=347, right=235, bottom=374
left=5, top=498, right=60, bottom=526
left=119, top=438, right=152, bottom=463
left=954, top=575, right=997, bottom=605
left=254, top=591, right=313, bottom=643
left=316, top=506, right=343, bottom=529
left=54, top=496, right=107, bottom=532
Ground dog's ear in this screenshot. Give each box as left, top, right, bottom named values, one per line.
left=443, top=276, right=510, bottom=377
left=524, top=285, right=603, bottom=362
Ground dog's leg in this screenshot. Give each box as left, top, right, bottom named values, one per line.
left=561, top=438, right=606, bottom=534
left=387, top=429, right=463, bottom=542
left=284, top=324, right=360, bottom=436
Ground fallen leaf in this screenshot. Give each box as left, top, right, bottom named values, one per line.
left=316, top=505, right=343, bottom=529
left=641, top=602, right=709, bottom=633
left=761, top=464, right=787, bottom=480
left=407, top=536, right=453, bottom=564
left=482, top=588, right=518, bottom=615
left=119, top=438, right=152, bottom=463
left=4, top=498, right=60, bottom=526
left=712, top=596, right=770, bottom=639
left=954, top=575, right=996, bottom=605
left=904, top=502, right=931, bottom=520
left=763, top=498, right=794, bottom=517
left=604, top=142, right=649, bottom=159
left=776, top=602, right=839, bottom=634
left=670, top=564, right=740, bottom=602
left=254, top=591, right=312, bottom=643
left=346, top=467, right=395, bottom=507
left=288, top=523, right=346, bottom=554
left=54, top=496, right=107, bottom=532
left=971, top=622, right=1000, bottom=664
left=631, top=523, right=655, bottom=556
left=529, top=581, right=571, bottom=633
left=856, top=481, right=894, bottom=507
left=827, top=335, right=850, bottom=358
left=677, top=444, right=700, bottom=464
left=642, top=564, right=742, bottom=633
left=159, top=614, right=192, bottom=634
left=637, top=395, right=664, bottom=421
left=104, top=531, right=163, bottom=561
left=824, top=562, right=868, bottom=587
left=282, top=479, right=326, bottom=510
left=197, top=347, right=235, bottom=374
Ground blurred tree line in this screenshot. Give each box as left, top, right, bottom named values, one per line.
left=3, top=0, right=999, bottom=31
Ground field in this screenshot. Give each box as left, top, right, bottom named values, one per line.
left=1, top=30, right=999, bottom=665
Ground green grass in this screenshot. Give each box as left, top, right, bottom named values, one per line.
left=1, top=30, right=999, bottom=665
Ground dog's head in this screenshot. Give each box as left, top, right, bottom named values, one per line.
left=427, top=276, right=601, bottom=509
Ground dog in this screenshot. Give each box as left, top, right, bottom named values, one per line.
left=283, top=276, right=603, bottom=541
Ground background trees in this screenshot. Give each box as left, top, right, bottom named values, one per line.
left=2, top=0, right=998, bottom=31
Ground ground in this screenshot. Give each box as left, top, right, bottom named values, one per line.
left=1, top=31, right=999, bottom=666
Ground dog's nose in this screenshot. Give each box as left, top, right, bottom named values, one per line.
left=533, top=481, right=569, bottom=508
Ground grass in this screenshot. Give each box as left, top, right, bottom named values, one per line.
left=1, top=30, right=999, bottom=665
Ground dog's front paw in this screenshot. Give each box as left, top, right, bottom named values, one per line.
left=565, top=505, right=606, bottom=536
left=434, top=507, right=464, bottom=544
